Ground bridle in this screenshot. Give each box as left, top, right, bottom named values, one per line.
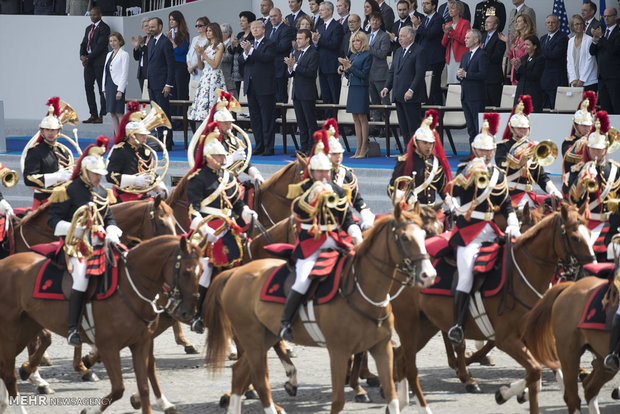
left=129, top=200, right=175, bottom=243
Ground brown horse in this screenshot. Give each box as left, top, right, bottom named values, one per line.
left=523, top=277, right=619, bottom=413
left=390, top=203, right=594, bottom=414
left=204, top=204, right=437, bottom=414
left=0, top=235, right=202, bottom=413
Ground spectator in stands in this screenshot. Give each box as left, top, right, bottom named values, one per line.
left=231, top=11, right=256, bottom=97
left=473, top=0, right=506, bottom=33
left=501, top=13, right=534, bottom=85
left=33, top=0, right=54, bottom=15
left=131, top=18, right=151, bottom=93
left=438, top=0, right=471, bottom=24
left=95, top=0, right=115, bottom=16
left=590, top=7, right=620, bottom=114
left=294, top=15, right=315, bottom=50
left=313, top=1, right=344, bottom=115
left=367, top=12, right=391, bottom=122
left=389, top=0, right=413, bottom=52
left=80, top=6, right=110, bottom=124
left=336, top=0, right=351, bottom=30
left=482, top=15, right=506, bottom=107
left=363, top=0, right=382, bottom=32
left=413, top=0, right=445, bottom=105
left=381, top=26, right=426, bottom=146
left=103, top=32, right=129, bottom=135
left=66, top=0, right=89, bottom=16
left=187, top=17, right=210, bottom=101
left=220, top=24, right=236, bottom=96
left=341, top=13, right=361, bottom=57
left=260, top=0, right=274, bottom=26
left=377, top=0, right=395, bottom=30
left=508, top=0, right=535, bottom=43
left=309, top=0, right=324, bottom=27
left=458, top=29, right=488, bottom=143
left=582, top=1, right=600, bottom=36
left=287, top=0, right=307, bottom=29
left=268, top=7, right=296, bottom=104
left=441, top=0, right=470, bottom=84
left=167, top=11, right=190, bottom=107
left=540, top=14, right=568, bottom=109
left=339, top=31, right=372, bottom=158
left=514, top=35, right=545, bottom=112
left=567, top=15, right=598, bottom=93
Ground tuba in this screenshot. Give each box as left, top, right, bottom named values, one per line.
left=0, top=163, right=18, bottom=188
left=64, top=203, right=99, bottom=260
left=531, top=140, right=558, bottom=166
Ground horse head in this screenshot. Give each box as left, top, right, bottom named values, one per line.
left=151, top=195, right=177, bottom=236
left=161, top=236, right=202, bottom=322
left=556, top=202, right=596, bottom=265
left=416, top=202, right=444, bottom=237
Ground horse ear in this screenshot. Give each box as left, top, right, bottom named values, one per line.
left=394, top=200, right=403, bottom=220
left=180, top=235, right=189, bottom=253
left=576, top=202, right=586, bottom=218
left=562, top=202, right=571, bottom=221
left=522, top=203, right=531, bottom=221
left=413, top=201, right=421, bottom=216
left=154, top=194, right=162, bottom=209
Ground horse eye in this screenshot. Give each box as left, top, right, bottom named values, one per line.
left=570, top=235, right=579, bottom=243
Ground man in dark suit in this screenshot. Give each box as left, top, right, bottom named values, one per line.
left=309, top=0, right=324, bottom=27
left=540, top=14, right=568, bottom=109
left=240, top=21, right=277, bottom=155
left=590, top=8, right=620, bottom=114
left=582, top=1, right=600, bottom=36
left=368, top=13, right=392, bottom=121
left=473, top=0, right=506, bottom=33
left=482, top=15, right=505, bottom=107
left=389, top=0, right=413, bottom=52
left=260, top=0, right=274, bottom=27
left=340, top=13, right=361, bottom=57
left=286, top=0, right=307, bottom=29
left=268, top=8, right=296, bottom=103
left=377, top=0, right=396, bottom=30
left=438, top=0, right=471, bottom=24
left=381, top=26, right=426, bottom=146
left=414, top=0, right=445, bottom=105
left=286, top=29, right=320, bottom=155
left=336, top=0, right=351, bottom=31
left=146, top=17, right=175, bottom=150
left=79, top=7, right=110, bottom=124
left=313, top=1, right=344, bottom=113
left=458, top=29, right=489, bottom=143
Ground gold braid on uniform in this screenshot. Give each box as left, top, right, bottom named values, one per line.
left=47, top=182, right=69, bottom=203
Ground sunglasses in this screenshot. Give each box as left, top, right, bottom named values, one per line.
left=195, top=24, right=206, bottom=27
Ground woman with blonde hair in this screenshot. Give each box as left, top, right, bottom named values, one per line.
left=500, top=13, right=535, bottom=85
left=567, top=14, right=598, bottom=92
left=338, top=31, right=372, bottom=158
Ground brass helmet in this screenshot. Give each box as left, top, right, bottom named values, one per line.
left=508, top=96, right=532, bottom=129
left=75, top=136, right=109, bottom=180
left=328, top=136, right=344, bottom=154
left=308, top=130, right=332, bottom=172
left=202, top=128, right=227, bottom=158
left=208, top=89, right=240, bottom=123
left=324, top=119, right=344, bottom=153
left=414, top=113, right=436, bottom=143
left=472, top=113, right=500, bottom=151
left=587, top=111, right=610, bottom=150
left=125, top=120, right=150, bottom=137
left=39, top=97, right=78, bottom=130
left=573, top=93, right=595, bottom=126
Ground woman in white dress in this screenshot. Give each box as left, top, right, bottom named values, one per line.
left=188, top=23, right=226, bottom=121
left=187, top=16, right=210, bottom=100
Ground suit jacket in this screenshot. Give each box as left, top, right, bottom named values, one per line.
left=79, top=20, right=111, bottom=66
left=239, top=37, right=277, bottom=95
left=384, top=43, right=427, bottom=103
left=286, top=10, right=307, bottom=29
left=390, top=17, right=412, bottom=51
left=311, top=14, right=324, bottom=29
left=268, top=23, right=296, bottom=79
left=133, top=44, right=148, bottom=80
left=459, top=48, right=489, bottom=102
left=338, top=14, right=350, bottom=32
left=368, top=30, right=391, bottom=82
left=379, top=1, right=395, bottom=30
left=473, top=0, right=506, bottom=33
left=289, top=46, right=319, bottom=101
left=589, top=25, right=620, bottom=80
left=345, top=51, right=372, bottom=86
left=316, top=19, right=344, bottom=74
left=585, top=17, right=600, bottom=36
left=482, top=31, right=506, bottom=84
left=146, top=34, right=175, bottom=91
left=515, top=54, right=545, bottom=112
left=540, top=32, right=568, bottom=88
left=567, top=34, right=598, bottom=86
left=508, top=4, right=536, bottom=40
left=437, top=2, right=471, bottom=23
left=102, top=48, right=129, bottom=93
left=415, top=12, right=445, bottom=65
left=441, top=18, right=471, bottom=64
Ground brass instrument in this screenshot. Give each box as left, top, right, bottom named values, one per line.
left=0, top=163, right=18, bottom=188
left=64, top=203, right=99, bottom=260
left=56, top=99, right=80, bottom=126
left=531, top=140, right=558, bottom=167
left=582, top=178, right=599, bottom=193
left=474, top=171, right=489, bottom=189
left=187, top=122, right=252, bottom=176
left=608, top=127, right=620, bottom=154
left=389, top=176, right=414, bottom=207
left=320, top=191, right=338, bottom=209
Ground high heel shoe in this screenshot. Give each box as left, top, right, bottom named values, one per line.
left=358, top=150, right=368, bottom=158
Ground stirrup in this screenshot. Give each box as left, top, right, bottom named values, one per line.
left=604, top=353, right=620, bottom=371
left=447, top=325, right=464, bottom=345
left=67, top=329, right=82, bottom=347
left=190, top=316, right=204, bottom=334
left=279, top=323, right=294, bottom=342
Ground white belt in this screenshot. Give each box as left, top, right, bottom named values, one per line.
left=300, top=223, right=334, bottom=231
left=455, top=210, right=494, bottom=221
left=508, top=182, right=534, bottom=192
left=589, top=212, right=609, bottom=222
left=199, top=207, right=231, bottom=217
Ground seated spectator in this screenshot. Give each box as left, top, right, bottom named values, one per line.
left=441, top=0, right=471, bottom=84
left=501, top=13, right=535, bottom=85
left=514, top=35, right=545, bottom=112
left=567, top=14, right=598, bottom=92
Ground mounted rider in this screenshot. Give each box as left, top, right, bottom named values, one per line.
left=23, top=97, right=77, bottom=209
left=47, top=136, right=123, bottom=346
left=562, top=106, right=601, bottom=196
left=279, top=130, right=363, bottom=341
left=388, top=110, right=452, bottom=209
left=187, top=122, right=258, bottom=334
left=495, top=95, right=563, bottom=211
left=446, top=113, right=520, bottom=345
left=324, top=119, right=375, bottom=230
left=106, top=101, right=168, bottom=202
left=562, top=91, right=596, bottom=156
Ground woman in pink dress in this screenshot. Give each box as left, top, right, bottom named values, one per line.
left=500, top=13, right=536, bottom=85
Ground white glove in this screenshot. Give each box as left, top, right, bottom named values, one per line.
left=198, top=224, right=219, bottom=243
left=153, top=182, right=169, bottom=198
left=241, top=205, right=258, bottom=223
left=348, top=224, right=363, bottom=245
left=120, top=173, right=153, bottom=188
left=44, top=169, right=72, bottom=187
left=54, top=220, right=71, bottom=236
left=105, top=225, right=123, bottom=245
left=226, top=148, right=246, bottom=167
left=443, top=194, right=455, bottom=213
left=545, top=181, right=563, bottom=199
left=73, top=225, right=86, bottom=239
left=394, top=189, right=405, bottom=203
left=359, top=208, right=375, bottom=230
left=0, top=199, right=13, bottom=217
left=505, top=212, right=521, bottom=238
left=247, top=166, right=264, bottom=185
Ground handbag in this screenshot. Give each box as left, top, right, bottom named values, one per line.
left=367, top=138, right=381, bottom=157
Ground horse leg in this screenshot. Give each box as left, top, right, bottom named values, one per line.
left=582, top=358, right=615, bottom=414
left=84, top=347, right=125, bottom=413
left=171, top=320, right=198, bottom=354
left=348, top=352, right=370, bottom=403
left=358, top=351, right=380, bottom=387
left=453, top=340, right=481, bottom=394
left=554, top=332, right=583, bottom=412
left=73, top=345, right=99, bottom=382
left=272, top=341, right=298, bottom=397
left=245, top=351, right=278, bottom=413
left=19, top=329, right=54, bottom=394
left=129, top=340, right=153, bottom=414
left=441, top=331, right=457, bottom=370
left=327, top=348, right=353, bottom=414
left=367, top=338, right=399, bottom=414
left=464, top=341, right=495, bottom=366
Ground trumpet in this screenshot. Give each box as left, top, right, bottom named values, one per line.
left=0, top=163, right=18, bottom=188
left=531, top=140, right=558, bottom=167
left=320, top=191, right=338, bottom=209
left=582, top=178, right=599, bottom=193
left=471, top=170, right=489, bottom=190
left=64, top=203, right=96, bottom=260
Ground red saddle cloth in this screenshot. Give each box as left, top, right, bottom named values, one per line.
left=577, top=280, right=617, bottom=331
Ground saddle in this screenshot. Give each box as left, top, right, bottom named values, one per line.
left=260, top=243, right=350, bottom=305
left=577, top=280, right=619, bottom=331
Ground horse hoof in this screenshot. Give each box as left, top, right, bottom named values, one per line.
left=81, top=372, right=99, bottom=382
left=130, top=393, right=141, bottom=409
left=480, top=355, right=495, bottom=366
left=495, top=389, right=507, bottom=405
left=164, top=407, right=180, bottom=414
left=18, top=366, right=30, bottom=381
left=82, top=355, right=93, bottom=369
left=284, top=381, right=297, bottom=397
left=244, top=389, right=259, bottom=400
left=219, top=394, right=230, bottom=409
left=465, top=383, right=482, bottom=394
left=37, top=385, right=54, bottom=395
left=286, top=348, right=298, bottom=358
left=517, top=391, right=527, bottom=404
left=184, top=345, right=199, bottom=354
left=365, top=376, right=380, bottom=387
left=612, top=387, right=620, bottom=400
left=40, top=356, right=53, bottom=367
left=355, top=393, right=371, bottom=403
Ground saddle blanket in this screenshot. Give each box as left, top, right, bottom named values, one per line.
left=260, top=249, right=349, bottom=305
left=577, top=281, right=619, bottom=331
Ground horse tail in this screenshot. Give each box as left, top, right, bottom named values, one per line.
left=521, top=282, right=574, bottom=370
left=204, top=269, right=235, bottom=374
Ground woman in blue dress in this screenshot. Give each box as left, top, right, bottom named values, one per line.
left=339, top=31, right=372, bottom=158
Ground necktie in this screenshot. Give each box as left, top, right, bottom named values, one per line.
left=443, top=6, right=450, bottom=22
left=402, top=47, right=407, bottom=58
left=339, top=17, right=344, bottom=24
left=87, top=24, right=95, bottom=51
left=369, top=32, right=376, bottom=45
left=325, top=22, right=329, bottom=30
left=605, top=28, right=611, bottom=39
left=485, top=34, right=491, bottom=47
left=424, top=16, right=430, bottom=27
left=585, top=20, right=589, bottom=30
left=270, top=27, right=276, bottom=39
left=298, top=50, right=304, bottom=61
left=254, top=40, right=258, bottom=49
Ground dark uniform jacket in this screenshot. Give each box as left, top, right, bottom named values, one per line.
left=24, top=140, right=73, bottom=203
left=389, top=152, right=448, bottom=205
left=331, top=165, right=368, bottom=213
left=473, top=0, right=506, bottom=33
left=106, top=141, right=153, bottom=202
left=187, top=166, right=246, bottom=221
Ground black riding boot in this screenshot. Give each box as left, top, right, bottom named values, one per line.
left=67, top=289, right=85, bottom=347
left=604, top=314, right=620, bottom=371
left=447, top=291, right=470, bottom=345
left=279, top=290, right=304, bottom=341
left=191, top=285, right=208, bottom=334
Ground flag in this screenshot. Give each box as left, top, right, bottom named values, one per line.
left=600, top=0, right=608, bottom=28
left=552, top=0, right=570, bottom=36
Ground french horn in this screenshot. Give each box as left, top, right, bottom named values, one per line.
left=64, top=202, right=101, bottom=260
left=0, top=163, right=18, bottom=188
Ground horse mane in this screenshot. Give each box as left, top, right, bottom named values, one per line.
left=18, top=203, right=50, bottom=227
left=128, top=234, right=179, bottom=257
left=166, top=173, right=190, bottom=205
left=355, top=209, right=422, bottom=257
left=261, top=157, right=305, bottom=190
left=513, top=212, right=558, bottom=249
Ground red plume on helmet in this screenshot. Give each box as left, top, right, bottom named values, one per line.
left=71, top=136, right=109, bottom=180
left=46, top=97, right=60, bottom=117
left=207, top=90, right=235, bottom=123
left=520, top=95, right=533, bottom=116
left=596, top=110, right=610, bottom=134
left=322, top=118, right=339, bottom=137
left=190, top=122, right=220, bottom=174
left=425, top=109, right=439, bottom=130
left=582, top=91, right=597, bottom=113
left=302, top=129, right=330, bottom=179
left=113, top=101, right=141, bottom=145
left=403, top=112, right=452, bottom=181
left=484, top=112, right=500, bottom=136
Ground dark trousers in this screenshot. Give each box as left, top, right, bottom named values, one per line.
left=485, top=81, right=502, bottom=107
left=84, top=63, right=106, bottom=118
left=584, top=83, right=598, bottom=92
left=248, top=90, right=276, bottom=153
left=173, top=61, right=190, bottom=101
left=319, top=71, right=341, bottom=116
left=598, top=78, right=620, bottom=115
left=275, top=76, right=289, bottom=103
left=293, top=98, right=318, bottom=153
left=463, top=98, right=485, bottom=143
left=428, top=62, right=445, bottom=105
left=148, top=86, right=174, bottom=149
left=369, top=78, right=389, bottom=121
left=395, top=101, right=421, bottom=146
left=542, top=86, right=558, bottom=110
